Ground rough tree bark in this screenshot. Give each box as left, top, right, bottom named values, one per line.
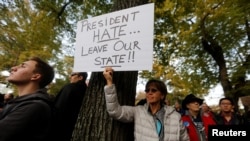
left=72, top=0, right=149, bottom=140
left=72, top=72, right=137, bottom=141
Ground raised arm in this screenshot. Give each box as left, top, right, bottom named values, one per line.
left=103, top=67, right=135, bottom=122
left=103, top=67, right=113, bottom=86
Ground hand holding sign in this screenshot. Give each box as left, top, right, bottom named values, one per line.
left=103, top=67, right=114, bottom=86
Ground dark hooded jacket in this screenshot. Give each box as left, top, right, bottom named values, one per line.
left=0, top=89, right=52, bottom=141
left=51, top=81, right=87, bottom=141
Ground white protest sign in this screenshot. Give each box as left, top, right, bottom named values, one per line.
left=73, top=3, right=154, bottom=72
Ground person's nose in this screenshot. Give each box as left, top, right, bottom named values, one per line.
left=10, top=66, right=18, bottom=72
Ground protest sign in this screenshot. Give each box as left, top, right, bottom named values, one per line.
left=73, top=3, right=154, bottom=72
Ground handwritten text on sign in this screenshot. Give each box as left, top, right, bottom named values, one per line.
left=73, top=3, right=154, bottom=72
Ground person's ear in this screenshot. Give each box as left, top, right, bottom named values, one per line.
left=31, top=73, right=41, bottom=80
left=78, top=75, right=84, bottom=80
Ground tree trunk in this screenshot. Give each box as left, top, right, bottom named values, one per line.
left=200, top=14, right=233, bottom=96
left=200, top=14, right=250, bottom=111
left=72, top=72, right=137, bottom=141
left=72, top=0, right=148, bottom=140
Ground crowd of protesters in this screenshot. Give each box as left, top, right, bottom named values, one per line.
left=164, top=94, right=250, bottom=141
left=1, top=58, right=250, bottom=141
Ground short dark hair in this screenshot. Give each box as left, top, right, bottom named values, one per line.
left=29, top=57, right=54, bottom=88
left=219, top=97, right=234, bottom=106
left=78, top=72, right=88, bottom=81
left=145, top=79, right=168, bottom=102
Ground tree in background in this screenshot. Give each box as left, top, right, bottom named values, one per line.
left=0, top=0, right=73, bottom=95
left=3, top=1, right=250, bottom=105
left=1, top=0, right=250, bottom=140
left=140, top=0, right=250, bottom=108
left=72, top=1, right=148, bottom=141
left=0, top=0, right=112, bottom=95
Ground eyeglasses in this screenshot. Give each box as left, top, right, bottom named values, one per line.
left=145, top=88, right=158, bottom=93
left=70, top=73, right=79, bottom=77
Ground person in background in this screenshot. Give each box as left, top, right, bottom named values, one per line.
left=0, top=56, right=54, bottom=141
left=3, top=93, right=14, bottom=105
left=103, top=67, right=189, bottom=141
left=243, top=109, right=250, bottom=125
left=165, top=99, right=171, bottom=106
left=214, top=97, right=244, bottom=125
left=181, top=94, right=216, bottom=141
left=201, top=102, right=215, bottom=118
left=51, top=72, right=88, bottom=141
left=174, top=100, right=185, bottom=116
left=136, top=98, right=147, bottom=105
left=0, top=93, right=15, bottom=113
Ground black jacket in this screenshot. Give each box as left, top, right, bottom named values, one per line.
left=0, top=89, right=52, bottom=141
left=214, top=112, right=244, bottom=125
left=52, top=81, right=87, bottom=141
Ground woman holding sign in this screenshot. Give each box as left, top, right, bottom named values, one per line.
left=103, top=67, right=189, bottom=141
